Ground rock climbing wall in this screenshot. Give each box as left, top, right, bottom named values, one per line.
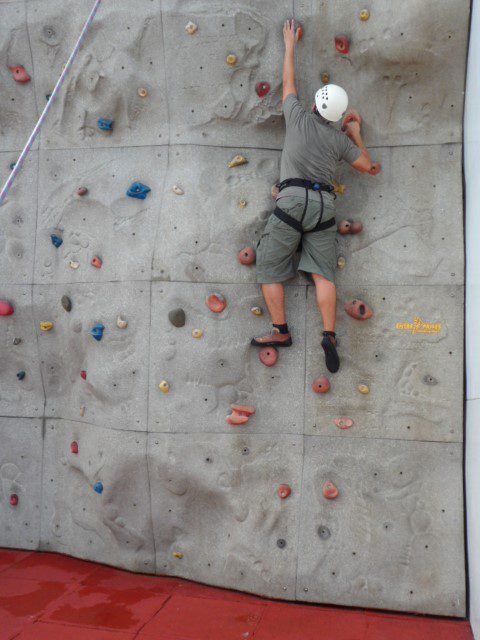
left=0, top=0, right=469, bottom=617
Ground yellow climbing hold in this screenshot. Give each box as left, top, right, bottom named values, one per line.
left=321, top=72, right=330, bottom=84
left=69, top=260, right=80, bottom=269
left=137, top=87, right=148, bottom=98
left=173, top=551, right=183, bottom=559
left=185, top=21, right=198, bottom=35
left=79, top=405, right=85, bottom=417
left=159, top=380, right=170, bottom=394
left=337, top=256, right=346, bottom=269
left=238, top=199, right=247, bottom=208
left=228, top=155, right=248, bottom=168
left=192, top=329, right=203, bottom=339
left=251, top=306, right=263, bottom=316
left=40, top=321, right=53, bottom=332
left=332, top=180, right=345, bottom=194
left=172, top=185, right=184, bottom=195
left=226, top=54, right=237, bottom=66
left=117, top=315, right=128, bottom=329
left=358, top=384, right=370, bottom=395
left=360, top=9, right=370, bottom=21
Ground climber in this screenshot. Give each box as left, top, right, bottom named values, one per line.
left=251, top=19, right=379, bottom=373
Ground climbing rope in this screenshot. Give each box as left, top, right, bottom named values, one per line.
left=0, top=0, right=103, bottom=207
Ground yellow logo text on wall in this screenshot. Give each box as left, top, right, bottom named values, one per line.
left=395, top=317, right=442, bottom=336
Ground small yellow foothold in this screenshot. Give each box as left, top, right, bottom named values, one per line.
left=159, top=380, right=170, bottom=393
left=173, top=551, right=183, bottom=559
left=337, top=256, right=346, bottom=270
left=228, top=155, right=248, bottom=168
left=321, top=72, right=330, bottom=84
left=251, top=306, right=263, bottom=316
left=185, top=21, right=198, bottom=35
left=332, top=180, right=345, bottom=194
left=358, top=384, right=370, bottom=394
left=40, top=321, right=53, bottom=332
left=69, top=260, right=80, bottom=269
left=79, top=406, right=85, bottom=417
left=137, top=87, right=148, bottom=98
left=226, top=54, right=237, bottom=66
left=117, top=315, right=128, bottom=329
left=172, top=185, right=184, bottom=195
left=192, top=329, right=203, bottom=339
left=238, top=199, right=247, bottom=208
left=360, top=9, right=370, bottom=21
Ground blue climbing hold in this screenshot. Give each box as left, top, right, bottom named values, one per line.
left=50, top=234, right=63, bottom=248
left=127, top=182, right=151, bottom=200
left=97, top=118, right=114, bottom=131
left=90, top=323, right=105, bottom=341
left=16, top=371, right=26, bottom=381
left=93, top=481, right=104, bottom=494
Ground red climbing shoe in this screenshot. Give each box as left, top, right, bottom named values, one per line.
left=251, top=329, right=292, bottom=348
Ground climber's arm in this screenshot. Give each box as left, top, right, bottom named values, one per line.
left=282, top=19, right=299, bottom=102
left=345, top=121, right=374, bottom=173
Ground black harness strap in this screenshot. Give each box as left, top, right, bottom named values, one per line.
left=273, top=177, right=335, bottom=236
left=273, top=206, right=336, bottom=233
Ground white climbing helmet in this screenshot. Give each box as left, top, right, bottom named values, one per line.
left=314, top=84, right=348, bottom=122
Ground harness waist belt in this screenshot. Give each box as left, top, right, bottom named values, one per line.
left=277, top=178, right=334, bottom=193
left=273, top=206, right=336, bottom=234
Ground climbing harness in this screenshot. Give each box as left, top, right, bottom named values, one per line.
left=0, top=0, right=103, bottom=206
left=273, top=178, right=336, bottom=237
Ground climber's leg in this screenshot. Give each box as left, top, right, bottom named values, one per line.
left=311, top=273, right=340, bottom=373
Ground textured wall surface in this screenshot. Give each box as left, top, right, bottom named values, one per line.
left=0, top=0, right=469, bottom=616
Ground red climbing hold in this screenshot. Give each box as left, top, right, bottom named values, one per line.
left=334, top=417, right=354, bottom=430
left=312, top=376, right=330, bottom=393
left=91, top=255, right=102, bottom=269
left=238, top=247, right=256, bottom=265
left=226, top=403, right=255, bottom=426
left=255, top=82, right=270, bottom=98
left=293, top=20, right=303, bottom=41
left=9, top=494, right=18, bottom=506
left=259, top=347, right=278, bottom=367
left=345, top=299, right=373, bottom=320
left=10, top=65, right=30, bottom=83
left=226, top=413, right=249, bottom=426
left=80, top=370, right=87, bottom=380
left=0, top=300, right=14, bottom=316
left=369, top=162, right=382, bottom=175
left=77, top=186, right=88, bottom=196
left=278, top=484, right=292, bottom=499
left=350, top=221, right=363, bottom=234
left=70, top=441, right=78, bottom=454
left=323, top=480, right=339, bottom=500
left=338, top=220, right=352, bottom=235
left=334, top=35, right=350, bottom=54
left=206, top=293, right=226, bottom=313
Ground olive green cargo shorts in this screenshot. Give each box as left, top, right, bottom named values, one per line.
left=256, top=195, right=337, bottom=284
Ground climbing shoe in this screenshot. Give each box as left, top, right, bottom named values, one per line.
left=251, top=328, right=292, bottom=347
left=321, top=331, right=340, bottom=373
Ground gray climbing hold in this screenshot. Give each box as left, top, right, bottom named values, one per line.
left=277, top=538, right=287, bottom=549
left=317, top=525, right=331, bottom=540
left=423, top=374, right=438, bottom=386
left=61, top=295, right=72, bottom=312
left=13, top=338, right=22, bottom=346
left=168, top=308, right=186, bottom=328
left=242, top=447, right=250, bottom=456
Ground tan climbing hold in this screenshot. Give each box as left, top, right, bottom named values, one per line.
left=345, top=299, right=373, bottom=320
left=192, top=329, right=203, bottom=339
left=159, top=380, right=170, bottom=393
left=69, top=260, right=80, bottom=269
left=337, top=256, right=346, bottom=269
left=238, top=199, right=247, bottom=208
left=323, top=480, right=339, bottom=500
left=40, top=321, right=53, bottom=332
left=312, top=376, right=330, bottom=394
left=359, top=9, right=370, bottom=21
left=334, top=417, right=354, bottom=430
left=228, top=155, right=248, bottom=168
left=79, top=405, right=85, bottom=417
left=251, top=306, right=263, bottom=316
left=185, top=21, right=198, bottom=35
left=321, top=72, right=330, bottom=84
left=226, top=54, right=237, bottom=66
left=173, top=551, right=183, bottom=558
left=172, top=185, right=184, bottom=195
left=137, top=87, right=148, bottom=98
left=358, top=383, right=370, bottom=394
left=117, top=315, right=128, bottom=329
left=332, top=180, right=345, bottom=194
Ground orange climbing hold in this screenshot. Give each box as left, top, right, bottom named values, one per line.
left=323, top=481, right=339, bottom=500
left=350, top=221, right=363, bottom=234
left=70, top=441, right=78, bottom=454
left=335, top=35, right=350, bottom=54
left=226, top=403, right=255, bottom=426
left=321, top=72, right=330, bottom=84
left=278, top=484, right=292, bottom=499
left=0, top=300, right=14, bottom=316
left=334, top=417, right=354, bottom=430
left=259, top=347, right=278, bottom=367
left=91, top=255, right=102, bottom=269
left=206, top=293, right=226, bottom=313
left=369, top=162, right=382, bottom=175
left=338, top=220, right=363, bottom=235
left=345, top=299, right=373, bottom=320
left=312, top=376, right=330, bottom=394
left=238, top=247, right=256, bottom=265
left=10, top=65, right=30, bottom=83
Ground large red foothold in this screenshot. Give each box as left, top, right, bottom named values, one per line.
left=255, top=82, right=270, bottom=98
left=80, top=370, right=87, bottom=380
left=350, top=221, right=363, bottom=234
left=259, top=347, right=278, bottom=367
left=345, top=299, right=373, bottom=320
left=9, top=494, right=18, bottom=506
left=0, top=300, right=14, bottom=316
left=206, top=293, right=226, bottom=313
left=323, top=481, right=339, bottom=500
left=238, top=247, right=256, bottom=265
left=226, top=403, right=255, bottom=426
left=312, top=376, right=330, bottom=394
left=334, top=35, right=350, bottom=54
left=369, top=162, right=382, bottom=175
left=70, top=441, right=78, bottom=454
left=278, top=484, right=292, bottom=499
left=10, top=65, right=30, bottom=83
left=338, top=220, right=352, bottom=235
left=334, top=417, right=354, bottom=430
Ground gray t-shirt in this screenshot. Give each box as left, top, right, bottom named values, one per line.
left=278, top=94, right=361, bottom=202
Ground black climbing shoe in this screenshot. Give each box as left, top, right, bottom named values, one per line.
left=321, top=331, right=340, bottom=373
